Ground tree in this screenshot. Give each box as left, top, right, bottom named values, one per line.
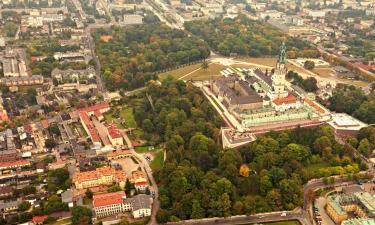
left=71, top=206, right=92, bottom=225
left=45, top=139, right=57, bottom=150
left=191, top=200, right=205, bottom=219
left=358, top=138, right=372, bottom=157
left=201, top=60, right=209, bottom=71
left=217, top=193, right=231, bottom=217
left=239, top=164, right=250, bottom=177
left=108, top=184, right=122, bottom=192
left=304, top=60, right=315, bottom=70
left=85, top=189, right=93, bottom=199
left=18, top=201, right=31, bottom=211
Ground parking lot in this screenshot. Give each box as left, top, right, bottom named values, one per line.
left=112, top=157, right=139, bottom=176
left=315, top=197, right=335, bottom=225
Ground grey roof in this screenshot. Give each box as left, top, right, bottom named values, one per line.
left=0, top=199, right=19, bottom=210
left=254, top=69, right=272, bottom=86
left=214, top=77, right=263, bottom=105
left=123, top=194, right=152, bottom=211
left=61, top=190, right=73, bottom=203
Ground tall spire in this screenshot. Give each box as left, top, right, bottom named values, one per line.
left=277, top=42, right=286, bottom=65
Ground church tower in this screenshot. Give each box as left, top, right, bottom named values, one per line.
left=272, top=42, right=288, bottom=98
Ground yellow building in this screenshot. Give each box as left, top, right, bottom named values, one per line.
left=73, top=167, right=126, bottom=190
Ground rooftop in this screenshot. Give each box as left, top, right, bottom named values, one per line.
left=273, top=94, right=297, bottom=106
left=342, top=218, right=375, bottom=225
left=93, top=191, right=126, bottom=208
left=123, top=194, right=152, bottom=211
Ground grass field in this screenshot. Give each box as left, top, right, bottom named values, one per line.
left=159, top=63, right=201, bottom=80
left=314, top=68, right=334, bottom=78
left=135, top=146, right=155, bottom=153
left=159, top=63, right=225, bottom=80
left=120, top=108, right=137, bottom=128
left=151, top=150, right=164, bottom=170
left=183, top=63, right=225, bottom=80
left=104, top=107, right=137, bottom=129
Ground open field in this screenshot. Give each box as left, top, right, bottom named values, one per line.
left=120, top=108, right=137, bottom=128
left=135, top=146, right=155, bottom=153
left=183, top=63, right=225, bottom=80
left=234, top=57, right=276, bottom=67
left=104, top=107, right=137, bottom=129
left=151, top=150, right=164, bottom=170
left=313, top=68, right=335, bottom=78
left=159, top=63, right=201, bottom=80
left=159, top=62, right=225, bottom=80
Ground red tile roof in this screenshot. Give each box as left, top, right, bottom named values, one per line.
left=79, top=102, right=110, bottom=113
left=93, top=191, right=125, bottom=208
left=73, top=167, right=116, bottom=183
left=78, top=102, right=110, bottom=144
left=355, top=63, right=375, bottom=71
left=0, top=160, right=30, bottom=169
left=32, top=215, right=48, bottom=223
left=100, top=35, right=113, bottom=42
left=273, top=94, right=297, bottom=106
left=135, top=181, right=148, bottom=186
left=107, top=124, right=122, bottom=139
left=304, top=99, right=326, bottom=114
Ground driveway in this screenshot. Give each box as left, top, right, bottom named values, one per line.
left=315, top=197, right=335, bottom=225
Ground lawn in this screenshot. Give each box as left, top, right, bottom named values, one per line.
left=314, top=68, right=334, bottom=78
left=135, top=146, right=155, bottom=153
left=182, top=63, right=225, bottom=80
left=159, top=62, right=225, bottom=81
left=51, top=218, right=71, bottom=225
left=159, top=63, right=201, bottom=80
left=105, top=107, right=137, bottom=129
left=120, top=108, right=137, bottom=128
left=151, top=150, right=164, bottom=170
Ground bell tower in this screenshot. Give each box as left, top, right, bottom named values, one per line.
left=272, top=42, right=288, bottom=98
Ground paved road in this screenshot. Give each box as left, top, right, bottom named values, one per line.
left=131, top=148, right=160, bottom=225
left=86, top=27, right=107, bottom=93
left=168, top=210, right=309, bottom=225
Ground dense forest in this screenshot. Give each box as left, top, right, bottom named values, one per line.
left=184, top=15, right=319, bottom=58
left=325, top=84, right=375, bottom=124
left=93, top=25, right=210, bottom=90
left=129, top=78, right=366, bottom=223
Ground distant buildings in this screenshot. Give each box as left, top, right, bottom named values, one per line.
left=1, top=48, right=28, bottom=77
left=123, top=14, right=143, bottom=25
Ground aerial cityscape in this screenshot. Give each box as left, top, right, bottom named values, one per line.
left=0, top=0, right=375, bottom=225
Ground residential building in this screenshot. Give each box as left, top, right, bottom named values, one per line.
left=93, top=191, right=127, bottom=218
left=123, top=194, right=152, bottom=219
left=107, top=149, right=132, bottom=160
left=0, top=160, right=31, bottom=171
left=106, top=124, right=123, bottom=146
left=78, top=102, right=110, bottom=146
left=93, top=192, right=152, bottom=219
